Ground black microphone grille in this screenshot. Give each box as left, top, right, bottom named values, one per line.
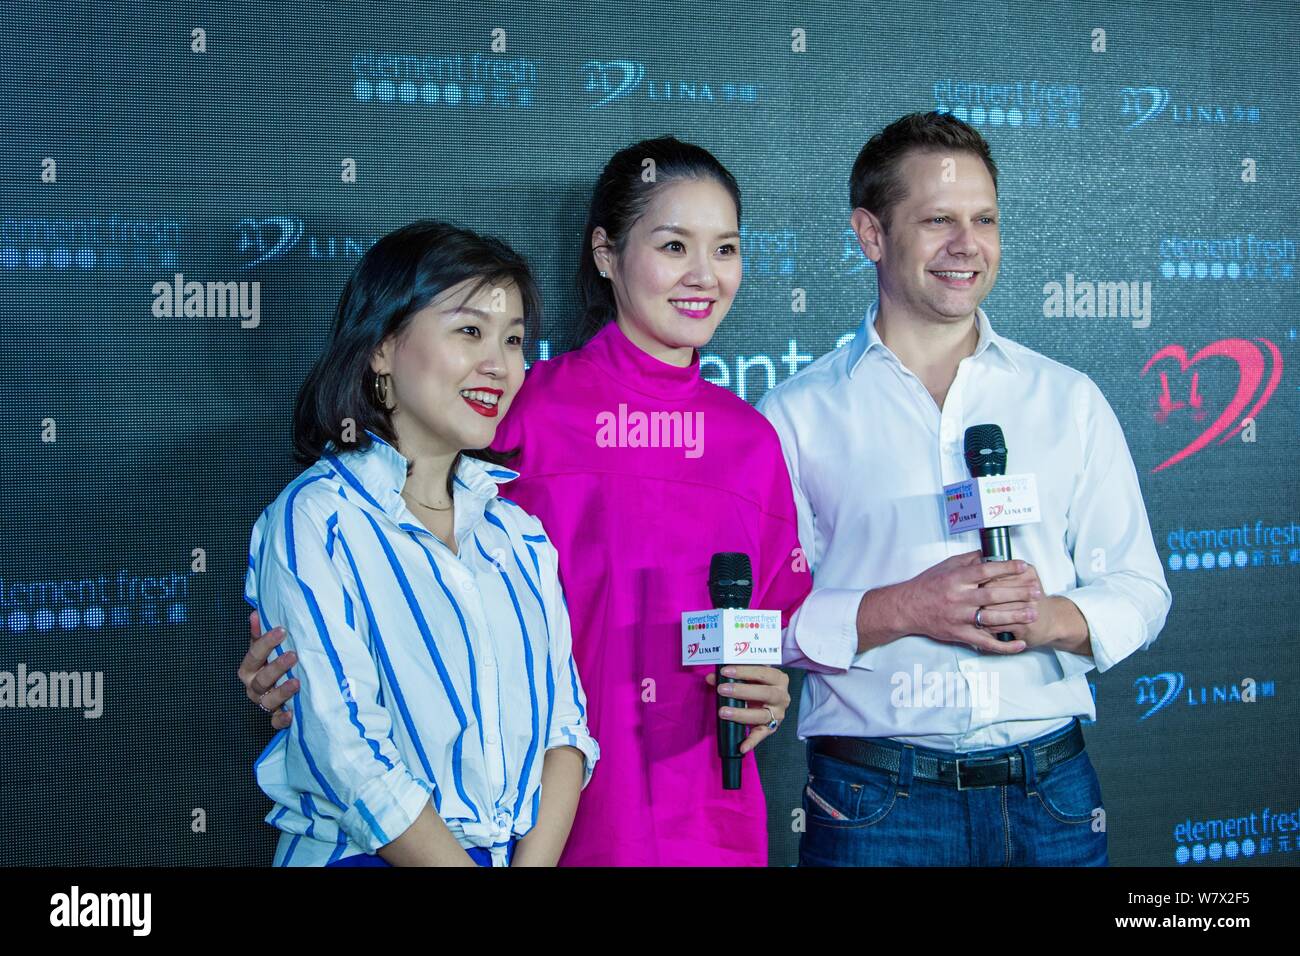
left=708, top=552, right=753, bottom=609
left=963, top=424, right=1008, bottom=477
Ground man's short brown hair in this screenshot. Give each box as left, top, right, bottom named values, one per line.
left=849, top=111, right=999, bottom=232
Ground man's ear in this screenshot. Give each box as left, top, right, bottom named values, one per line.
left=850, top=207, right=885, bottom=264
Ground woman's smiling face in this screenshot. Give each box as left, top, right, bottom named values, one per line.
left=595, top=177, right=742, bottom=364
left=372, top=276, right=527, bottom=456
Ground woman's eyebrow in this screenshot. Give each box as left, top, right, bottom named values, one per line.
left=441, top=304, right=492, bottom=318
left=443, top=306, right=527, bottom=328
left=651, top=224, right=741, bottom=240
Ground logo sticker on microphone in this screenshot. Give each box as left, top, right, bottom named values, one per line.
left=943, top=474, right=1042, bottom=535
left=681, top=609, right=781, bottom=665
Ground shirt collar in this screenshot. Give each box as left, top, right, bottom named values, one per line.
left=846, top=301, right=1021, bottom=378
left=326, top=430, right=520, bottom=523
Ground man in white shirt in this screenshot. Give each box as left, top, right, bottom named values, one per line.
left=760, top=111, right=1171, bottom=866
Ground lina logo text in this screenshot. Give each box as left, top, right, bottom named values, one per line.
left=235, top=217, right=375, bottom=269
left=1135, top=672, right=1274, bottom=720
left=582, top=59, right=757, bottom=108
left=1121, top=86, right=1262, bottom=129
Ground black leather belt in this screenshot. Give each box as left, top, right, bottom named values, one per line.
left=810, top=720, right=1085, bottom=790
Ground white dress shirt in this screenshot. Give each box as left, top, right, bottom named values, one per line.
left=244, top=432, right=598, bottom=866
left=760, top=302, right=1171, bottom=751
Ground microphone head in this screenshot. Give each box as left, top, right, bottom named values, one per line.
left=964, top=424, right=1008, bottom=477
left=708, top=552, right=753, bottom=609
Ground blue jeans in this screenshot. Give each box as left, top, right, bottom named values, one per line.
left=327, top=838, right=517, bottom=867
left=798, top=720, right=1108, bottom=866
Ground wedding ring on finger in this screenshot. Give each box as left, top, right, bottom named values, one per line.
left=974, top=607, right=987, bottom=629
left=764, top=706, right=780, bottom=731
left=258, top=690, right=274, bottom=714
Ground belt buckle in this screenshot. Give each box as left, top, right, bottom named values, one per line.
left=954, top=755, right=1003, bottom=791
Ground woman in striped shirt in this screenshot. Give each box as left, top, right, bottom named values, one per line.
left=243, top=220, right=598, bottom=866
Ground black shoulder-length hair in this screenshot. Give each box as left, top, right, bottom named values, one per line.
left=573, top=135, right=741, bottom=349
left=293, top=219, right=541, bottom=497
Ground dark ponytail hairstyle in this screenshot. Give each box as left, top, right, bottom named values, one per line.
left=573, top=135, right=742, bottom=348
left=293, top=219, right=541, bottom=497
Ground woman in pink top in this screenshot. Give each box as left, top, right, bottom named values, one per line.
left=242, top=137, right=811, bottom=865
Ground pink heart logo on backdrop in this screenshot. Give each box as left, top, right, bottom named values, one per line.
left=1140, top=338, right=1282, bottom=472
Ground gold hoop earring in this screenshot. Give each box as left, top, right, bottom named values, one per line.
left=373, top=372, right=393, bottom=409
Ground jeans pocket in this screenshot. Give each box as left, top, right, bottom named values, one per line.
left=1033, top=750, right=1103, bottom=825
left=804, top=757, right=898, bottom=829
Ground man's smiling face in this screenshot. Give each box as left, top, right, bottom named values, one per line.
left=872, top=149, right=1001, bottom=325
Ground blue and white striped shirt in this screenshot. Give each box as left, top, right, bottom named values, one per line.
left=244, top=432, right=598, bottom=867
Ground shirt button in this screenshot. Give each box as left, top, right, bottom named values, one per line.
left=483, top=658, right=495, bottom=669
left=486, top=734, right=498, bottom=745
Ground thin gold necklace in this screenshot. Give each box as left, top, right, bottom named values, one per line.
left=406, top=493, right=451, bottom=512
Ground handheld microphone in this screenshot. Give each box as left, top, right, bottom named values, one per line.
left=709, top=552, right=752, bottom=790
left=963, top=424, right=1016, bottom=643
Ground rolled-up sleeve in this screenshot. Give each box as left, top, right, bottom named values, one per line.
left=1054, top=381, right=1172, bottom=677
left=538, top=539, right=599, bottom=789
left=247, top=487, right=433, bottom=852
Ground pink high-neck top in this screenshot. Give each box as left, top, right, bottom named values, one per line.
left=491, top=320, right=810, bottom=866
